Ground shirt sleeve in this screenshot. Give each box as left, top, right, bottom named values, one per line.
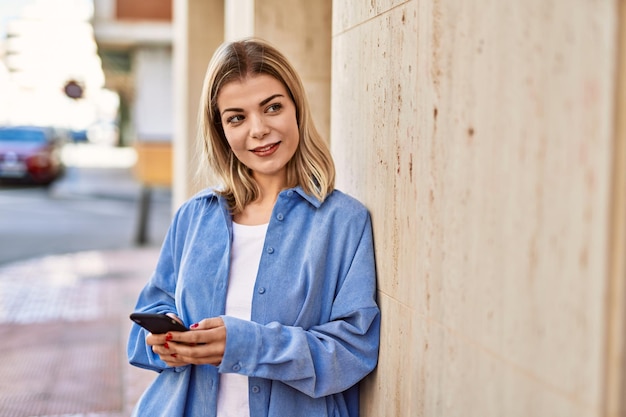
left=218, top=213, right=380, bottom=398
left=127, top=213, right=182, bottom=373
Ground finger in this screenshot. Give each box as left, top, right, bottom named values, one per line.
left=151, top=342, right=170, bottom=356
left=190, top=317, right=224, bottom=330
left=161, top=353, right=188, bottom=367
left=174, top=351, right=223, bottom=366
left=152, top=339, right=186, bottom=354
left=172, top=339, right=225, bottom=366
left=146, top=332, right=164, bottom=346
left=147, top=330, right=185, bottom=346
left=176, top=326, right=226, bottom=347
left=165, top=313, right=184, bottom=325
left=152, top=343, right=190, bottom=366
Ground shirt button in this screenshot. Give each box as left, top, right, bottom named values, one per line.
left=232, top=363, right=241, bottom=372
left=258, top=287, right=266, bottom=294
left=252, top=386, right=260, bottom=393
left=287, top=191, right=293, bottom=197
left=276, top=213, right=284, bottom=221
left=267, top=247, right=274, bottom=254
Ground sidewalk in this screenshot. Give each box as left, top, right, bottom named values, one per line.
left=0, top=248, right=158, bottom=417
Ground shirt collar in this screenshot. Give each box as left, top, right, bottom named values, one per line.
left=193, top=188, right=220, bottom=201
left=290, top=186, right=322, bottom=208
left=193, top=186, right=323, bottom=209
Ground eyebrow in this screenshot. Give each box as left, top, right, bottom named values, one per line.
left=221, top=94, right=285, bottom=116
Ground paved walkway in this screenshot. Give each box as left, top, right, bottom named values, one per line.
left=0, top=248, right=159, bottom=417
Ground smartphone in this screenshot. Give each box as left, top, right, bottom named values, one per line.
left=130, top=313, right=189, bottom=334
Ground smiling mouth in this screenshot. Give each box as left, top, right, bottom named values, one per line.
left=251, top=142, right=280, bottom=156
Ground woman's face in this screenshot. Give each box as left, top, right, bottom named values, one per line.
left=217, top=74, right=299, bottom=186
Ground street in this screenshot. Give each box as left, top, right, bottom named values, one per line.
left=0, top=144, right=172, bottom=265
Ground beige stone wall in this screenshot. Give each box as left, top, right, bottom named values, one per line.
left=254, top=0, right=332, bottom=141
left=331, top=1, right=622, bottom=416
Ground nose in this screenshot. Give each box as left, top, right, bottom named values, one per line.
left=249, top=114, right=270, bottom=139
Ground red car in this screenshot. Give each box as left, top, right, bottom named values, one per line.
left=0, top=126, right=66, bottom=185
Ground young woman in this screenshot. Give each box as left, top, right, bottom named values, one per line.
left=128, top=38, right=380, bottom=417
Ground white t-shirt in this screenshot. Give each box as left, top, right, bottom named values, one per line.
left=217, top=221, right=268, bottom=417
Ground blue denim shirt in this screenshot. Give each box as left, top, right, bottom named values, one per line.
left=128, top=186, right=380, bottom=417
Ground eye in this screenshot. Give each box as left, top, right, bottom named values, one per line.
left=225, top=114, right=244, bottom=124
left=266, top=103, right=282, bottom=113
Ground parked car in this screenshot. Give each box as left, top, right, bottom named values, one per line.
left=0, top=126, right=66, bottom=185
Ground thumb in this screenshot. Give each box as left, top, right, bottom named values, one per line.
left=165, top=313, right=183, bottom=325
left=190, top=317, right=224, bottom=330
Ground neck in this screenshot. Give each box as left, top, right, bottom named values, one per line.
left=233, top=195, right=276, bottom=225
left=234, top=173, right=287, bottom=225
left=253, top=171, right=288, bottom=201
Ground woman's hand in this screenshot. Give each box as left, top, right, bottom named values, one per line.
left=146, top=317, right=226, bottom=367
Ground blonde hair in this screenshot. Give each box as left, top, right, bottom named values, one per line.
left=197, top=38, right=335, bottom=214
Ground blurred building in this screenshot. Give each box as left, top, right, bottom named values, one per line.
left=0, top=0, right=111, bottom=133
left=92, top=0, right=172, bottom=186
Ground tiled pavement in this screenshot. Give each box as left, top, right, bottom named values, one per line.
left=0, top=248, right=159, bottom=417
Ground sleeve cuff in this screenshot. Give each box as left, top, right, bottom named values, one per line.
left=218, top=315, right=261, bottom=375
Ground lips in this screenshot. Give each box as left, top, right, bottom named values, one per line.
left=251, top=142, right=280, bottom=156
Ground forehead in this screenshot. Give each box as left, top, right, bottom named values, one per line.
left=217, top=74, right=288, bottom=108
